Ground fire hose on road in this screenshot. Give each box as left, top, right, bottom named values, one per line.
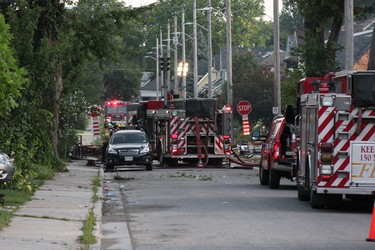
left=226, top=147, right=260, bottom=168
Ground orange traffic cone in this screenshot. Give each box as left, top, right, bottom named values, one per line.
left=367, top=199, right=375, bottom=241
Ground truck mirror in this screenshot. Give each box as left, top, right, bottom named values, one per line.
left=252, top=130, right=261, bottom=141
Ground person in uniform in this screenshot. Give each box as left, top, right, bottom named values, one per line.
left=101, top=123, right=111, bottom=162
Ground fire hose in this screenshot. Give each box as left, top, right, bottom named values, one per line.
left=226, top=147, right=260, bottom=168
left=194, top=117, right=209, bottom=168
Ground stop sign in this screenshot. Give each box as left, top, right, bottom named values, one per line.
left=237, top=100, right=252, bottom=115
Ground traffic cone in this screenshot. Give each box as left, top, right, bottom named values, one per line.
left=367, top=199, right=375, bottom=241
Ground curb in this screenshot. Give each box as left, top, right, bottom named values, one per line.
left=90, top=163, right=104, bottom=250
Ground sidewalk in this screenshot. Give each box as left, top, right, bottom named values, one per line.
left=0, top=160, right=103, bottom=250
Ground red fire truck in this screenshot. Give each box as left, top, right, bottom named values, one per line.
left=104, top=100, right=129, bottom=126
left=296, top=70, right=375, bottom=208
left=143, top=99, right=232, bottom=167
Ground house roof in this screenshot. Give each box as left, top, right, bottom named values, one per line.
left=336, top=18, right=375, bottom=69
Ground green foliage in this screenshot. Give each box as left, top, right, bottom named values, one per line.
left=0, top=210, right=12, bottom=230
left=0, top=14, right=27, bottom=116
left=0, top=190, right=32, bottom=207
left=281, top=69, right=303, bottom=109
left=79, top=208, right=97, bottom=245
left=284, top=0, right=375, bottom=76
left=103, top=66, right=142, bottom=101
left=232, top=50, right=274, bottom=128
left=279, top=0, right=304, bottom=49
left=0, top=189, right=31, bottom=230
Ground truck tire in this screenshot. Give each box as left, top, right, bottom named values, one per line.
left=158, top=148, right=165, bottom=167
left=105, top=164, right=115, bottom=172
left=208, top=158, right=223, bottom=166
left=145, top=163, right=153, bottom=171
left=269, top=169, right=280, bottom=189
left=259, top=163, right=269, bottom=185
left=166, top=158, right=178, bottom=167
left=297, top=184, right=309, bottom=201
left=310, top=189, right=324, bottom=209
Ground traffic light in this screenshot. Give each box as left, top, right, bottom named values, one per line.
left=159, top=57, right=164, bottom=71
left=166, top=57, right=171, bottom=71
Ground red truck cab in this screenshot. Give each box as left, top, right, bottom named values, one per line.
left=253, top=115, right=297, bottom=189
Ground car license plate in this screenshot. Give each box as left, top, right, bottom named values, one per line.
left=124, top=156, right=133, bottom=161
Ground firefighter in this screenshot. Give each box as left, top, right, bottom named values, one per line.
left=101, top=123, right=111, bottom=162
left=111, top=124, right=119, bottom=136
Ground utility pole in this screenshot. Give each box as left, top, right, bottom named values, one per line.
left=226, top=0, right=232, bottom=107
left=273, top=0, right=281, bottom=115
left=345, top=0, right=354, bottom=71
left=156, top=37, right=159, bottom=100
left=174, top=15, right=179, bottom=94
left=160, top=29, right=165, bottom=101
left=207, top=0, right=213, bottom=99
left=226, top=0, right=233, bottom=143
left=193, top=0, right=198, bottom=99
left=182, top=9, right=186, bottom=99
left=167, top=21, right=171, bottom=91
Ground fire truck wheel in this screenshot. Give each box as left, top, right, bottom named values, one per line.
left=297, top=184, right=309, bottom=201
left=166, top=159, right=178, bottom=167
left=310, top=190, right=324, bottom=209
left=104, top=164, right=115, bottom=172
left=269, top=169, right=280, bottom=189
left=259, top=164, right=269, bottom=185
left=158, top=150, right=165, bottom=167
left=145, top=163, right=153, bottom=171
left=207, top=158, right=223, bottom=166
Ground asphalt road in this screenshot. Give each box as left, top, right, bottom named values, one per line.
left=102, top=164, right=375, bottom=250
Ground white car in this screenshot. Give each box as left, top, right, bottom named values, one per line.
left=0, top=152, right=15, bottom=183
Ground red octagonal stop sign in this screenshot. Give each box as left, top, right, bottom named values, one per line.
left=237, top=100, right=252, bottom=115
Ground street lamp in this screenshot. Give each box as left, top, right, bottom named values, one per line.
left=177, top=61, right=189, bottom=98
left=177, top=61, right=189, bottom=77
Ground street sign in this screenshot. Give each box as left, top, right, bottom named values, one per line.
left=237, top=100, right=252, bottom=116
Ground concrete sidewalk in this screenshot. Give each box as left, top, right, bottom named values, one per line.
left=0, top=160, right=103, bottom=250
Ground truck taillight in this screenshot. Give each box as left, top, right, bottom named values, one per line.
left=171, top=134, right=178, bottom=144
left=273, top=142, right=280, bottom=160
left=224, top=136, right=231, bottom=154
left=320, top=142, right=334, bottom=180
left=171, top=146, right=178, bottom=154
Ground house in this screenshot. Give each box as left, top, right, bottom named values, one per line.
left=138, top=72, right=161, bottom=101
left=285, top=17, right=375, bottom=71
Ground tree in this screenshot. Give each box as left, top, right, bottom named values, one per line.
left=279, top=0, right=304, bottom=49
left=281, top=69, right=303, bottom=109
left=0, top=0, right=152, bottom=191
left=232, top=49, right=274, bottom=127
left=286, top=0, right=375, bottom=76
left=0, top=14, right=27, bottom=117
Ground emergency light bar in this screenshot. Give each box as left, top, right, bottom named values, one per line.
left=105, top=100, right=129, bottom=106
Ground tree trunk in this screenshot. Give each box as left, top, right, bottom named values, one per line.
left=52, top=60, right=63, bottom=159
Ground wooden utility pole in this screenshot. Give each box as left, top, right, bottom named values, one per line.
left=345, top=0, right=354, bottom=71
left=193, top=0, right=198, bottom=98
left=273, top=0, right=281, bottom=115
left=226, top=0, right=232, bottom=107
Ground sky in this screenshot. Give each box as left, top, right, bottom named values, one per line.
left=123, top=0, right=282, bottom=20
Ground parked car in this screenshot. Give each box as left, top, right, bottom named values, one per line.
left=105, top=130, right=153, bottom=172
left=252, top=115, right=297, bottom=189
left=0, top=152, right=15, bottom=183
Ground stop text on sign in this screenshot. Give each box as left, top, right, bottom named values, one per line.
left=238, top=105, right=251, bottom=112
